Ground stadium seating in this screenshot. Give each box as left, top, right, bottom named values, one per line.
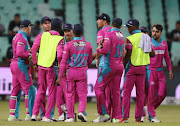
left=171, top=41, right=180, bottom=66
left=165, top=0, right=180, bottom=33
left=49, top=0, right=63, bottom=10
left=149, top=0, right=166, bottom=40
left=0, top=0, right=179, bottom=65
left=82, top=0, right=97, bottom=53
left=0, top=37, right=9, bottom=62
left=65, top=0, right=80, bottom=25
left=98, top=0, right=113, bottom=20
left=115, top=0, right=130, bottom=38
left=131, top=0, right=148, bottom=27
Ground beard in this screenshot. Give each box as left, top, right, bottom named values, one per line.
left=152, top=36, right=160, bottom=40
left=65, top=35, right=72, bottom=42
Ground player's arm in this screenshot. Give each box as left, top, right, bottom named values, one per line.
left=58, top=44, right=69, bottom=78
left=31, top=36, right=41, bottom=65
left=150, top=43, right=155, bottom=57
left=31, top=36, right=41, bottom=72
left=56, top=44, right=69, bottom=84
left=97, top=30, right=104, bottom=44
left=16, top=39, right=31, bottom=60
left=123, top=38, right=132, bottom=67
left=57, top=39, right=64, bottom=64
left=150, top=49, right=155, bottom=57
left=88, top=44, right=93, bottom=65
left=164, top=43, right=173, bottom=80
left=96, top=33, right=111, bottom=55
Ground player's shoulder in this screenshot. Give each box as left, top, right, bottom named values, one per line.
left=36, top=32, right=43, bottom=37
left=34, top=32, right=43, bottom=40
left=15, top=33, right=26, bottom=42
left=97, top=29, right=104, bottom=35
left=161, top=39, right=168, bottom=46
left=59, top=39, right=65, bottom=46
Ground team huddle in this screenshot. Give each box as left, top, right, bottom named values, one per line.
left=8, top=13, right=173, bottom=123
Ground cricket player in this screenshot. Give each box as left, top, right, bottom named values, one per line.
left=93, top=13, right=112, bottom=123
left=139, top=26, right=150, bottom=122
left=119, top=18, right=154, bottom=123
left=14, top=16, right=52, bottom=121
left=31, top=18, right=63, bottom=122
left=147, top=24, right=173, bottom=122
left=140, top=26, right=149, bottom=35
left=56, top=24, right=93, bottom=122
left=94, top=18, right=125, bottom=123
left=56, top=23, right=74, bottom=121
left=8, top=20, right=34, bottom=121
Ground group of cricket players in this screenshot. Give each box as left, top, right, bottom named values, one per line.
left=8, top=13, right=173, bottom=123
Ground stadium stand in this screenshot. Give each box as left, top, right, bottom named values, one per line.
left=131, top=0, right=148, bottom=27
left=65, top=0, right=80, bottom=25
left=148, top=0, right=166, bottom=40
left=98, top=0, right=113, bottom=20
left=115, top=0, right=130, bottom=38
left=0, top=0, right=180, bottom=65
left=82, top=0, right=97, bottom=53
left=0, top=37, right=9, bottom=61
left=165, top=0, right=180, bottom=33
left=49, top=0, right=63, bottom=10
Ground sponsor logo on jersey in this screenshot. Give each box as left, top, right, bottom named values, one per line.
left=155, top=50, right=165, bottom=54
left=74, top=41, right=86, bottom=47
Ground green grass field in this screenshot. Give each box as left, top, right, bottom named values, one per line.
left=0, top=101, right=180, bottom=126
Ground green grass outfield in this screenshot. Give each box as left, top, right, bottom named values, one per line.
left=0, top=101, right=180, bottom=126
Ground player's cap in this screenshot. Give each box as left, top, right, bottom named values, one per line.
left=41, top=16, right=51, bottom=24
left=20, top=20, right=34, bottom=28
left=73, top=24, right=83, bottom=35
left=96, top=13, right=111, bottom=23
left=63, top=24, right=73, bottom=31
left=51, top=18, right=62, bottom=28
left=112, top=18, right=122, bottom=27
left=140, top=26, right=149, bottom=33
left=124, top=18, right=139, bottom=27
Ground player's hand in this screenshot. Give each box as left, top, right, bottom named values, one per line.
left=96, top=45, right=101, bottom=50
left=96, top=58, right=99, bottom=68
left=62, top=70, right=67, bottom=77
left=96, top=52, right=101, bottom=59
left=33, top=64, right=38, bottom=72
left=169, top=71, right=173, bottom=80
left=99, top=38, right=104, bottom=45
left=56, top=77, right=61, bottom=86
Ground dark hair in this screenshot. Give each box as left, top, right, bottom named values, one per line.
left=35, top=21, right=40, bottom=25
left=15, top=13, right=20, bottom=17
left=153, top=24, right=163, bottom=32
left=51, top=25, right=62, bottom=33
left=112, top=24, right=120, bottom=28
left=176, top=20, right=180, bottom=25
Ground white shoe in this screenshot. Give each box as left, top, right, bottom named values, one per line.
left=51, top=117, right=58, bottom=122
left=8, top=115, right=16, bottom=121
left=31, top=115, right=37, bottom=121
left=92, top=115, right=101, bottom=123
left=41, top=117, right=53, bottom=122
left=59, top=113, right=65, bottom=121
left=25, top=114, right=31, bottom=121
left=141, top=116, right=145, bottom=122
left=151, top=116, right=161, bottom=123
left=143, top=106, right=149, bottom=120
left=78, top=112, right=87, bottom=122
left=61, top=104, right=67, bottom=113
left=65, top=118, right=75, bottom=122
left=99, top=114, right=110, bottom=122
